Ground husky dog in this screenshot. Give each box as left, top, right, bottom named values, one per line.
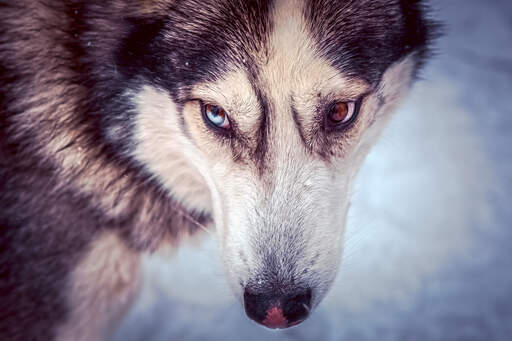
left=0, top=0, right=438, bottom=339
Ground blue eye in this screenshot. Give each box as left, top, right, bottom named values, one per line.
left=203, top=103, right=231, bottom=130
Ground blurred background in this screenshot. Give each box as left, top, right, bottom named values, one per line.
left=114, top=0, right=512, bottom=340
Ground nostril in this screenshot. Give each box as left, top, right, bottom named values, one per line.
left=282, top=288, right=311, bottom=326
left=243, top=287, right=312, bottom=329
left=243, top=289, right=272, bottom=326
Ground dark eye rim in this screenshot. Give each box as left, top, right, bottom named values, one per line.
left=324, top=97, right=363, bottom=131
left=199, top=100, right=232, bottom=136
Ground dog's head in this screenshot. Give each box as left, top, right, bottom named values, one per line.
left=115, top=0, right=437, bottom=328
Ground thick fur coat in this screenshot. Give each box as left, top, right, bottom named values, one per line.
left=0, top=0, right=438, bottom=339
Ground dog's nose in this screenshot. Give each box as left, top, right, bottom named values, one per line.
left=243, top=287, right=312, bottom=329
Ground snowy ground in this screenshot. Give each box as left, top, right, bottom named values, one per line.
left=114, top=1, right=512, bottom=340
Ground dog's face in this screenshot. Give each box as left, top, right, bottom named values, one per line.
left=120, top=0, right=435, bottom=329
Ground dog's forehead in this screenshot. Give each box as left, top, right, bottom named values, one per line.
left=165, top=0, right=424, bottom=89
left=190, top=0, right=371, bottom=108
left=258, top=0, right=371, bottom=100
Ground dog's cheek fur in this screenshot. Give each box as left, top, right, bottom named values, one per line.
left=131, top=86, right=213, bottom=214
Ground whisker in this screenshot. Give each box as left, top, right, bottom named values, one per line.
left=171, top=207, right=214, bottom=236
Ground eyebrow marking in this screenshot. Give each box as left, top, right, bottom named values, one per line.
left=253, top=87, right=269, bottom=174
left=291, top=100, right=310, bottom=153
left=245, top=64, right=270, bottom=174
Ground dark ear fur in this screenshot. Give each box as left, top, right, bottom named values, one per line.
left=399, top=0, right=443, bottom=77
left=304, top=0, right=441, bottom=84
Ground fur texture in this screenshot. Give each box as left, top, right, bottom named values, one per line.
left=0, top=0, right=438, bottom=339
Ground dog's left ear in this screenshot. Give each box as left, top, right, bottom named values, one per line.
left=399, top=0, right=443, bottom=75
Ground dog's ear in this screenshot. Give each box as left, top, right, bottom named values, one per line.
left=399, top=0, right=443, bottom=75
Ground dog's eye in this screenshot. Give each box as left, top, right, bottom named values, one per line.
left=327, top=101, right=357, bottom=127
left=202, top=103, right=231, bottom=130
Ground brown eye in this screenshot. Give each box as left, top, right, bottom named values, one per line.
left=327, top=101, right=356, bottom=126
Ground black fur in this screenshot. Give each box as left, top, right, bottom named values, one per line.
left=305, top=0, right=440, bottom=83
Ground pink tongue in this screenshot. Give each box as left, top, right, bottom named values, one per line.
left=262, top=306, right=287, bottom=328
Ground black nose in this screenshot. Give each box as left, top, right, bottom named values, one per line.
left=243, top=287, right=312, bottom=329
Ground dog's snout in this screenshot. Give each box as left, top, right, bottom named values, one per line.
left=243, top=287, right=312, bottom=329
